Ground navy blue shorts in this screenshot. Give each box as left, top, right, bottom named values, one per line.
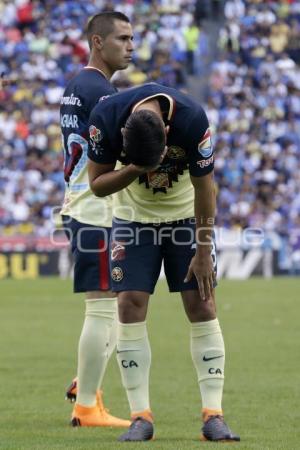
left=62, top=215, right=111, bottom=293
left=110, top=218, right=217, bottom=294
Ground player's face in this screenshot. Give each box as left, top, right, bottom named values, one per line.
left=101, top=20, right=134, bottom=74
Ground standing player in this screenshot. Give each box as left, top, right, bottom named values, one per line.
left=87, top=83, right=240, bottom=442
left=60, top=11, right=133, bottom=427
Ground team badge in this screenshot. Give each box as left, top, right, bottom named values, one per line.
left=111, top=267, right=123, bottom=282
left=89, top=125, right=102, bottom=143
left=198, top=128, right=213, bottom=158
left=111, top=241, right=126, bottom=261
left=147, top=172, right=169, bottom=189
left=167, top=146, right=186, bottom=160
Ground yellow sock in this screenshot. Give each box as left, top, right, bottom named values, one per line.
left=191, top=318, right=225, bottom=411
left=117, top=321, right=151, bottom=414
left=77, top=298, right=117, bottom=407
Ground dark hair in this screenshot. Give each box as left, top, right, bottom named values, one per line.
left=123, top=110, right=166, bottom=166
left=86, top=11, right=130, bottom=49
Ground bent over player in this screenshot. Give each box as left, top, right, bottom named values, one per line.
left=87, top=83, right=240, bottom=442
left=60, top=11, right=133, bottom=428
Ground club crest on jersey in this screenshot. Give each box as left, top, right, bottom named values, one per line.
left=89, top=125, right=102, bottom=143
left=148, top=172, right=169, bottom=189
left=198, top=128, right=213, bottom=158
left=167, top=146, right=186, bottom=160
left=111, top=267, right=124, bottom=282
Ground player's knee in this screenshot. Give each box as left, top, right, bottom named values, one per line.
left=197, top=300, right=216, bottom=321
left=182, top=290, right=216, bottom=322
left=118, top=292, right=149, bottom=322
left=188, top=299, right=216, bottom=322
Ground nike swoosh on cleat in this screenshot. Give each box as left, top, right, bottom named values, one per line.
left=202, top=355, right=224, bottom=362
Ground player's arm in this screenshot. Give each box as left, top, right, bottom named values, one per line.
left=87, top=111, right=156, bottom=197
left=87, top=121, right=164, bottom=197
left=88, top=106, right=164, bottom=197
left=88, top=159, right=146, bottom=197
left=185, top=172, right=216, bottom=300
left=184, top=111, right=216, bottom=300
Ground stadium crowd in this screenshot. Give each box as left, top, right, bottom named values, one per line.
left=0, top=0, right=299, bottom=269
left=208, top=0, right=300, bottom=270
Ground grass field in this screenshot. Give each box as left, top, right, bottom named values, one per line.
left=0, top=278, right=299, bottom=450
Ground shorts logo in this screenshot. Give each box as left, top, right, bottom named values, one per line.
left=111, top=267, right=123, bottom=282
left=89, top=125, right=102, bottom=143
left=198, top=128, right=213, bottom=158
left=111, top=241, right=126, bottom=261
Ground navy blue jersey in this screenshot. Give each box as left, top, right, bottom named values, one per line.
left=60, top=67, right=116, bottom=227
left=60, top=67, right=116, bottom=183
left=88, top=83, right=214, bottom=194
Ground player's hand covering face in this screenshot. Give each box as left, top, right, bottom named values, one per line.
left=130, top=145, right=168, bottom=174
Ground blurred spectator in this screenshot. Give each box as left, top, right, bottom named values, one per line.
left=183, top=20, right=200, bottom=74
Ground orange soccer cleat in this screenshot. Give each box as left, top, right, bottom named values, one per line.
left=67, top=378, right=130, bottom=428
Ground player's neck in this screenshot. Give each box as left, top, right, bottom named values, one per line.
left=86, top=55, right=112, bottom=80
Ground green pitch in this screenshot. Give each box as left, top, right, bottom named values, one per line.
left=0, top=278, right=299, bottom=450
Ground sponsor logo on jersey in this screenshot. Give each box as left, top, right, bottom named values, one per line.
left=89, top=125, right=102, bottom=143
left=197, top=155, right=214, bottom=168
left=111, top=266, right=124, bottom=282
left=198, top=128, right=213, bottom=158
left=60, top=93, right=82, bottom=106
left=111, top=241, right=126, bottom=261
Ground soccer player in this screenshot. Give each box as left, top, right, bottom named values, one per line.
left=87, top=83, right=240, bottom=442
left=60, top=11, right=133, bottom=428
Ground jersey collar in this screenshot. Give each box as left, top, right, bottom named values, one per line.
left=132, top=93, right=175, bottom=123
left=83, top=66, right=109, bottom=80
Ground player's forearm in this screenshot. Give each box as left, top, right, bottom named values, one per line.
left=192, top=174, right=216, bottom=252
left=90, top=165, right=142, bottom=197
left=195, top=190, right=215, bottom=250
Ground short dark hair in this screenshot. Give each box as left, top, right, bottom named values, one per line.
left=123, top=110, right=166, bottom=166
left=86, top=11, right=130, bottom=49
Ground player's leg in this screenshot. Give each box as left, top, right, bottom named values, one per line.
left=164, top=219, right=240, bottom=441
left=181, top=290, right=224, bottom=414
left=62, top=216, right=130, bottom=427
left=181, top=289, right=239, bottom=441
left=65, top=291, right=118, bottom=403
left=110, top=219, right=161, bottom=441
left=117, top=291, right=154, bottom=441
